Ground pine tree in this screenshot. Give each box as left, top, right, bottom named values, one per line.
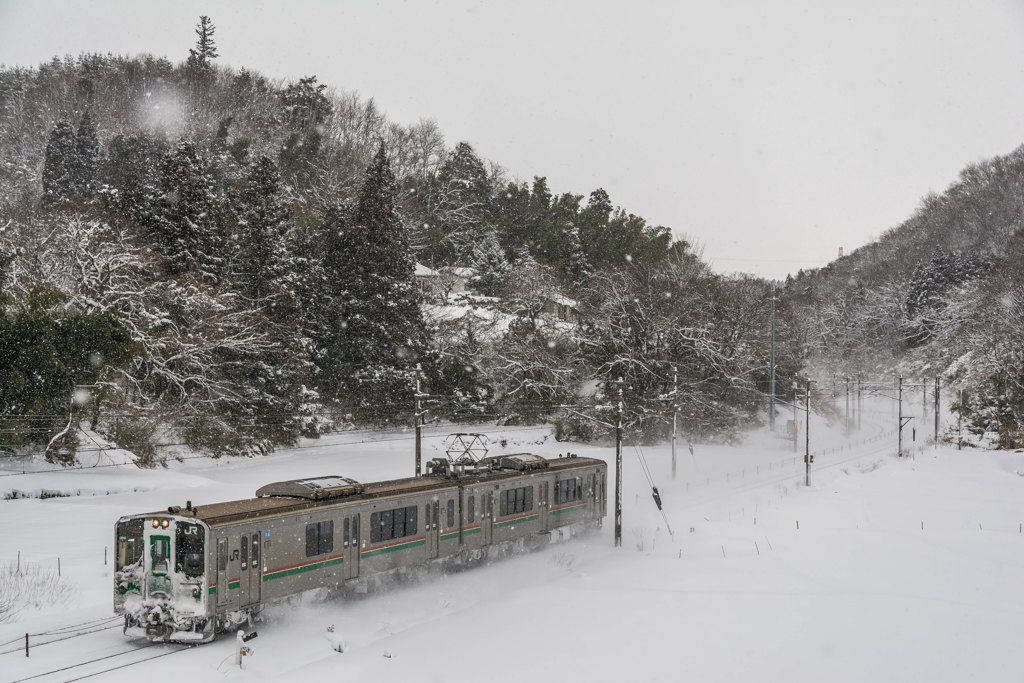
left=238, top=156, right=292, bottom=301
left=185, top=15, right=219, bottom=98
left=101, top=132, right=168, bottom=229
left=279, top=76, right=332, bottom=131
left=73, top=111, right=99, bottom=200
left=578, top=187, right=614, bottom=266
left=425, top=141, right=494, bottom=262
left=469, top=230, right=510, bottom=296
left=186, top=16, right=219, bottom=71
left=41, top=120, right=77, bottom=204
left=564, top=223, right=592, bottom=283
left=154, top=140, right=225, bottom=282
left=319, top=143, right=429, bottom=421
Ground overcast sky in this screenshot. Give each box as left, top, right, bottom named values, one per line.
left=2, top=0, right=1023, bottom=278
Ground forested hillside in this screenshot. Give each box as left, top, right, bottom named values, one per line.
left=0, top=18, right=794, bottom=464
left=787, top=144, right=1024, bottom=447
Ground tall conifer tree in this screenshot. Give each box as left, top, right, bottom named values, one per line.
left=41, top=120, right=77, bottom=204
left=321, top=143, right=428, bottom=421
left=154, top=140, right=224, bottom=282
left=74, top=111, right=99, bottom=199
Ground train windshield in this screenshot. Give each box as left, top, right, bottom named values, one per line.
left=116, top=519, right=144, bottom=570
left=176, top=522, right=205, bottom=577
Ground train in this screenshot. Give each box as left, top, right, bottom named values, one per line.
left=113, top=452, right=607, bottom=643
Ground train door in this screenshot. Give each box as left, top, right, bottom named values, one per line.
left=241, top=531, right=262, bottom=606
left=237, top=532, right=259, bottom=607
left=216, top=537, right=229, bottom=608
left=481, top=491, right=493, bottom=545
left=595, top=470, right=605, bottom=517
left=538, top=481, right=550, bottom=531
left=226, top=535, right=241, bottom=611
left=343, top=513, right=360, bottom=579
left=147, top=533, right=171, bottom=597
left=426, top=500, right=440, bottom=559
left=587, top=473, right=596, bottom=516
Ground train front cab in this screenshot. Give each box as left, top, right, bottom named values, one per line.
left=114, top=514, right=214, bottom=643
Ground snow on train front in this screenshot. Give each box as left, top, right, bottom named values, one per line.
left=113, top=510, right=214, bottom=643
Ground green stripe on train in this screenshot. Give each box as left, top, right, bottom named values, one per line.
left=361, top=538, right=427, bottom=558
left=493, top=514, right=539, bottom=528
left=551, top=504, right=586, bottom=515
left=263, top=556, right=343, bottom=582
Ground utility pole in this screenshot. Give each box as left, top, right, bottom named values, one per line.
left=892, top=374, right=897, bottom=417
left=413, top=365, right=427, bottom=477
left=792, top=387, right=798, bottom=452
left=857, top=376, right=863, bottom=432
left=769, top=283, right=776, bottom=432
left=845, top=376, right=850, bottom=432
left=922, top=380, right=927, bottom=417
left=804, top=383, right=811, bottom=487
left=671, top=366, right=678, bottom=480
left=897, top=376, right=904, bottom=458
left=933, top=377, right=940, bottom=446
left=615, top=377, right=624, bottom=548
left=958, top=389, right=963, bottom=450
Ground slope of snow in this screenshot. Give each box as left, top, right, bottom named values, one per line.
left=3, top=400, right=1024, bottom=682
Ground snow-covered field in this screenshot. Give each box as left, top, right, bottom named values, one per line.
left=3, top=400, right=1024, bottom=682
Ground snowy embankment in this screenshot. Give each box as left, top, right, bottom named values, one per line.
left=3, top=399, right=1024, bottom=682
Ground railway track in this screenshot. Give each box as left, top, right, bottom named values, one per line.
left=1, top=615, right=191, bottom=683
left=0, top=617, right=124, bottom=657
left=7, top=642, right=189, bottom=683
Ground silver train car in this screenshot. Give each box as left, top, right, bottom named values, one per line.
left=113, top=453, right=607, bottom=642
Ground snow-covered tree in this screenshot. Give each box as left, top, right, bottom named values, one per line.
left=153, top=139, right=226, bottom=283
left=73, top=111, right=100, bottom=200
left=41, top=120, right=77, bottom=205
left=186, top=16, right=219, bottom=72
left=317, top=143, right=430, bottom=422
left=469, top=230, right=509, bottom=296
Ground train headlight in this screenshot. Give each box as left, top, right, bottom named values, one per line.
left=161, top=519, right=170, bottom=529
left=152, top=519, right=159, bottom=529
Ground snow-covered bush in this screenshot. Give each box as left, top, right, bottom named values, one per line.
left=0, top=561, right=73, bottom=623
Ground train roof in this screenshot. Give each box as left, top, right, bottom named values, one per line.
left=147, top=453, right=604, bottom=527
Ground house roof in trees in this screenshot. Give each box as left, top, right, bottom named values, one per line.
left=415, top=263, right=438, bottom=277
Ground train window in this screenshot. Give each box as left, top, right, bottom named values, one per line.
left=240, top=535, right=248, bottom=570
left=555, top=478, right=582, bottom=504
left=394, top=506, right=407, bottom=537
left=446, top=499, right=455, bottom=528
left=370, top=506, right=418, bottom=543
left=305, top=523, right=318, bottom=557
left=306, top=522, right=333, bottom=556
left=175, top=522, right=204, bottom=576
left=116, top=519, right=144, bottom=570
left=344, top=518, right=350, bottom=548
left=218, top=539, right=227, bottom=571
left=501, top=486, right=535, bottom=516
left=352, top=515, right=359, bottom=542
left=151, top=537, right=170, bottom=574
left=251, top=535, right=259, bottom=567
left=468, top=495, right=475, bottom=523
left=318, top=520, right=334, bottom=554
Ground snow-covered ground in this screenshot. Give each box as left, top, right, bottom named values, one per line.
left=3, top=399, right=1024, bottom=682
